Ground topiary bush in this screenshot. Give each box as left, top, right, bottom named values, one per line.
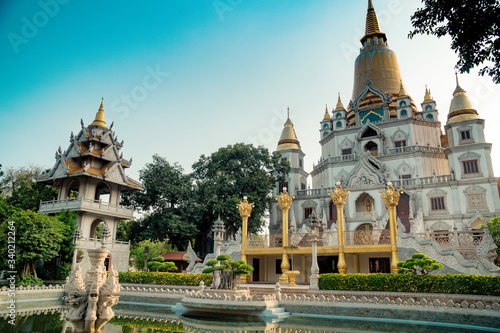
left=15, top=274, right=43, bottom=285
left=118, top=271, right=212, bottom=286
left=397, top=253, right=443, bottom=275
left=202, top=254, right=254, bottom=289
left=318, top=273, right=500, bottom=296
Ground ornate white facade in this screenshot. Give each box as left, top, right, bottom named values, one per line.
left=267, top=1, right=500, bottom=275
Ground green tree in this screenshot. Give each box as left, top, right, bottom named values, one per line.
left=409, top=0, right=500, bottom=83
left=147, top=256, right=177, bottom=272
left=121, top=155, right=197, bottom=250
left=486, top=216, right=500, bottom=265
left=0, top=210, right=65, bottom=277
left=397, top=253, right=443, bottom=275
left=130, top=239, right=175, bottom=271
left=192, top=143, right=289, bottom=256
left=6, top=181, right=58, bottom=211
left=0, top=165, right=44, bottom=196
left=202, top=254, right=253, bottom=289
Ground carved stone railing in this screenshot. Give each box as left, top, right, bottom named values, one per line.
left=247, top=234, right=283, bottom=248
left=414, top=230, right=484, bottom=251
left=79, top=238, right=131, bottom=251
left=344, top=229, right=391, bottom=246
left=39, top=198, right=134, bottom=219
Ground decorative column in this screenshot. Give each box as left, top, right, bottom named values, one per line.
left=307, top=212, right=321, bottom=289
left=71, top=229, right=82, bottom=271
left=212, top=215, right=226, bottom=258
left=237, top=196, right=254, bottom=266
left=329, top=182, right=349, bottom=274
left=276, top=187, right=294, bottom=284
left=380, top=182, right=403, bottom=273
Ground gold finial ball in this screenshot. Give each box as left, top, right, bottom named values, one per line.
left=243, top=196, right=247, bottom=200
left=336, top=181, right=341, bottom=186
left=283, top=187, right=287, bottom=192
left=387, top=181, right=392, bottom=187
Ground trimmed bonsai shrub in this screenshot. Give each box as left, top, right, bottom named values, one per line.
left=202, top=254, right=254, bottom=289
left=397, top=253, right=443, bottom=275
left=147, top=256, right=177, bottom=272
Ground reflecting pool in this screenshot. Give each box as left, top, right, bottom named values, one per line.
left=2, top=308, right=499, bottom=333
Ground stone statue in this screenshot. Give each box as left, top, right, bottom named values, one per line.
left=476, top=225, right=500, bottom=272
left=186, top=241, right=197, bottom=273
left=64, top=259, right=120, bottom=332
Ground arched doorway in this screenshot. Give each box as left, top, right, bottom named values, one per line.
left=90, top=220, right=107, bottom=239
left=95, top=183, right=111, bottom=203
left=355, top=223, right=373, bottom=245
left=66, top=180, right=80, bottom=199
left=364, top=141, right=378, bottom=156
left=396, top=193, right=410, bottom=233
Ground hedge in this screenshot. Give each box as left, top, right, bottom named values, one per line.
left=318, top=273, right=500, bottom=296
left=118, top=271, right=212, bottom=286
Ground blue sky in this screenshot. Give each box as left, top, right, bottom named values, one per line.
left=1, top=0, right=499, bottom=181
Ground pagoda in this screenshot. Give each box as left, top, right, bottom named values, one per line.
left=37, top=98, right=143, bottom=273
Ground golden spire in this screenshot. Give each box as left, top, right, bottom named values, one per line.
left=335, top=93, right=344, bottom=110
left=323, top=104, right=331, bottom=121
left=365, top=0, right=381, bottom=35
left=423, top=85, right=433, bottom=102
left=447, top=73, right=478, bottom=124
left=90, top=97, right=108, bottom=128
left=398, top=81, right=407, bottom=97
left=277, top=109, right=301, bottom=151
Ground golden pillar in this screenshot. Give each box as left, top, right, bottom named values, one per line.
left=276, top=187, right=294, bottom=284
left=380, top=182, right=403, bottom=273
left=329, top=182, right=349, bottom=274
left=237, top=196, right=254, bottom=267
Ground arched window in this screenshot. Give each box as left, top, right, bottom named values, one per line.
left=336, top=113, right=342, bottom=118
left=323, top=123, right=329, bottom=129
left=399, top=101, right=407, bottom=107
left=336, top=121, right=342, bottom=128
left=323, top=131, right=329, bottom=138
left=66, top=180, right=80, bottom=199
left=426, top=114, right=434, bottom=120
left=425, top=105, right=433, bottom=111
left=400, top=109, right=407, bottom=117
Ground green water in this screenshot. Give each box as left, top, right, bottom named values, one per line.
left=2, top=311, right=500, bottom=333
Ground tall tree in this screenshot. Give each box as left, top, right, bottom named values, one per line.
left=0, top=210, right=65, bottom=277
left=409, top=0, right=500, bottom=83
left=121, top=155, right=197, bottom=250
left=192, top=143, right=289, bottom=256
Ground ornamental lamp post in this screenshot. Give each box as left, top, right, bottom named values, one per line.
left=237, top=196, right=254, bottom=283
left=329, top=182, right=349, bottom=274
left=379, top=182, right=403, bottom=273
left=143, top=245, right=150, bottom=272
left=71, top=229, right=83, bottom=270
left=276, top=187, right=294, bottom=285
left=100, top=223, right=111, bottom=250
left=306, top=212, right=321, bottom=289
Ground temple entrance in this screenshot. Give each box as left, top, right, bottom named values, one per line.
left=252, top=258, right=260, bottom=281
left=318, top=256, right=338, bottom=274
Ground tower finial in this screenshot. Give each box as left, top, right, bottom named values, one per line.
left=455, top=70, right=459, bottom=86
left=365, top=0, right=381, bottom=35
left=424, top=85, right=432, bottom=102
left=323, top=104, right=331, bottom=121
left=335, top=93, right=344, bottom=110
left=287, top=107, right=290, bottom=119
left=399, top=80, right=407, bottom=96
left=90, top=97, right=108, bottom=128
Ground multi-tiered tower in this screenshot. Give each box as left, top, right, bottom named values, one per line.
left=37, top=99, right=143, bottom=272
